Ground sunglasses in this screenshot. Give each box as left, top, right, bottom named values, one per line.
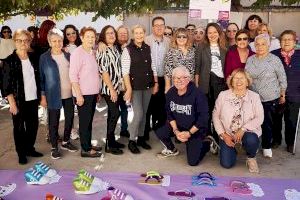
left=164, top=33, right=172, bottom=36
left=236, top=37, right=248, bottom=41
left=66, top=32, right=76, bottom=36
left=2, top=30, right=11, bottom=34
left=177, top=35, right=187, bottom=39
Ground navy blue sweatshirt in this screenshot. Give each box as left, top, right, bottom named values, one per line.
left=272, top=49, right=300, bottom=103
left=165, top=82, right=209, bottom=135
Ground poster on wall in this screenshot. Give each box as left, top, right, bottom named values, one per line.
left=189, top=0, right=231, bottom=20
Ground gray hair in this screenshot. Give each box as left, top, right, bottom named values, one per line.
left=255, top=33, right=270, bottom=46
left=47, top=28, right=64, bottom=42
left=172, top=66, right=191, bottom=79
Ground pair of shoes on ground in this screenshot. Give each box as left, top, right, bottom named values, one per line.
left=246, top=157, right=259, bottom=173
left=81, top=145, right=102, bottom=158
left=19, top=150, right=44, bottom=165
left=157, top=148, right=179, bottom=158
left=105, top=141, right=125, bottom=155
left=25, top=162, right=57, bottom=185
left=51, top=141, right=78, bottom=159
left=262, top=148, right=272, bottom=158
left=128, top=138, right=151, bottom=154
left=73, top=169, right=109, bottom=195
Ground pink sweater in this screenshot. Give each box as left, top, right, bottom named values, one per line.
left=212, top=89, right=264, bottom=137
left=69, top=46, right=100, bottom=96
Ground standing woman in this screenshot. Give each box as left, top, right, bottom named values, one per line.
left=39, top=28, right=78, bottom=160
left=2, top=29, right=43, bottom=164
left=121, top=25, right=158, bottom=154
left=195, top=23, right=227, bottom=142
left=165, top=28, right=195, bottom=92
left=63, top=24, right=82, bottom=53
left=0, top=26, right=15, bottom=59
left=244, top=15, right=262, bottom=43
left=225, top=23, right=239, bottom=48
left=96, top=25, right=125, bottom=155
left=245, top=34, right=287, bottom=158
left=271, top=30, right=300, bottom=153
left=224, top=29, right=255, bottom=79
left=69, top=27, right=101, bottom=158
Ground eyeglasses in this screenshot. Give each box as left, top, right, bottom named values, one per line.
left=2, top=30, right=11, bottom=34
left=282, top=38, right=295, bottom=42
left=15, top=39, right=30, bottom=44
left=177, top=35, right=187, bottom=39
left=236, top=37, right=248, bottom=41
left=164, top=33, right=172, bottom=36
left=173, top=76, right=189, bottom=81
left=187, top=28, right=195, bottom=31
left=66, top=32, right=76, bottom=36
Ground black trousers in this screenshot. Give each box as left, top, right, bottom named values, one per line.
left=48, top=98, right=74, bottom=149
left=155, top=124, right=210, bottom=166
left=208, top=73, right=227, bottom=142
left=145, top=77, right=166, bottom=134
left=119, top=91, right=128, bottom=132
left=284, top=100, right=300, bottom=146
left=261, top=98, right=282, bottom=149
left=12, top=99, right=39, bottom=158
left=77, top=94, right=97, bottom=152
left=103, top=94, right=122, bottom=147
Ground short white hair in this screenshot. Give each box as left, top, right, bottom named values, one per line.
left=255, top=33, right=270, bottom=46
left=172, top=66, right=191, bottom=79
left=47, top=28, right=64, bottom=42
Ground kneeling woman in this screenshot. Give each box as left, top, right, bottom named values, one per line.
left=213, top=69, right=264, bottom=173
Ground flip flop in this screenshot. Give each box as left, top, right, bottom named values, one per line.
left=192, top=172, right=216, bottom=180
left=230, top=180, right=252, bottom=195
left=168, top=189, right=196, bottom=197
left=192, top=177, right=217, bottom=187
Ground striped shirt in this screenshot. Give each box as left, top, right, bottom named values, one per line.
left=245, top=53, right=287, bottom=102
left=96, top=46, right=122, bottom=95
left=121, top=47, right=157, bottom=76
left=164, top=47, right=196, bottom=79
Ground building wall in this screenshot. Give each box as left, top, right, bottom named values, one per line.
left=124, top=11, right=300, bottom=37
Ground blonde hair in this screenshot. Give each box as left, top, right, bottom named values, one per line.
left=257, top=23, right=273, bottom=36
left=170, top=28, right=192, bottom=49
left=226, top=68, right=252, bottom=89
left=131, top=24, right=146, bottom=34
left=13, top=29, right=32, bottom=42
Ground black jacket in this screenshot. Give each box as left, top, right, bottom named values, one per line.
left=2, top=50, right=41, bottom=106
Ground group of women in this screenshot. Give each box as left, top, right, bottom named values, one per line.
left=0, top=15, right=299, bottom=175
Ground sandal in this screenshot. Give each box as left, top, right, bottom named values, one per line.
left=168, top=189, right=195, bottom=197
left=192, top=172, right=216, bottom=180
left=139, top=171, right=164, bottom=185
left=192, top=177, right=216, bottom=186
left=230, top=180, right=252, bottom=195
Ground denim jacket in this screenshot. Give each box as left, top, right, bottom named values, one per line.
left=39, top=49, right=70, bottom=109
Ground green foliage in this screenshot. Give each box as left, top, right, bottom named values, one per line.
left=0, top=0, right=299, bottom=22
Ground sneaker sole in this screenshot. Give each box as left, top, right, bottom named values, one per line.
left=61, top=146, right=78, bottom=152
left=156, top=151, right=179, bottom=158
left=51, top=155, right=61, bottom=160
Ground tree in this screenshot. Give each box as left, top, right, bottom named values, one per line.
left=0, top=0, right=299, bottom=22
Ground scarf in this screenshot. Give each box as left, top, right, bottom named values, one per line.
left=281, top=49, right=295, bottom=66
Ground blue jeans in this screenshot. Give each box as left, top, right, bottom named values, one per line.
left=219, top=132, right=259, bottom=169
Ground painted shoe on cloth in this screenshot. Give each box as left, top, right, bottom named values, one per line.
left=24, top=169, right=50, bottom=185
left=45, top=193, right=63, bottom=200
left=34, top=161, right=57, bottom=177
left=77, top=169, right=109, bottom=190
left=0, top=183, right=16, bottom=197
left=108, top=186, right=134, bottom=200
left=73, top=178, right=101, bottom=195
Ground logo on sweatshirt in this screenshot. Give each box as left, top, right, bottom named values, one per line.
left=170, top=101, right=192, bottom=115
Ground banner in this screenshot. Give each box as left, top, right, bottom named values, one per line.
left=189, top=0, right=231, bottom=20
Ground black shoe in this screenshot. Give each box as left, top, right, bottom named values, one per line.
left=81, top=150, right=102, bottom=158
left=271, top=142, right=281, bottom=149
left=91, top=146, right=102, bottom=152
left=18, top=156, right=27, bottom=165
left=61, top=142, right=78, bottom=152
left=120, top=130, right=130, bottom=138
left=287, top=145, right=294, bottom=153
left=105, top=147, right=123, bottom=155
left=128, top=140, right=140, bottom=154
left=51, top=148, right=61, bottom=160
left=27, top=150, right=43, bottom=157
left=113, top=141, right=125, bottom=149
left=137, top=137, right=152, bottom=150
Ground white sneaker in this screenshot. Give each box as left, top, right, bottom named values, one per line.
left=70, top=129, right=80, bottom=140
left=157, top=148, right=179, bottom=158
left=263, top=148, right=272, bottom=158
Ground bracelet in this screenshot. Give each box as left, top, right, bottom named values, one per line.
left=188, top=130, right=192, bottom=135
left=173, top=129, right=178, bottom=134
